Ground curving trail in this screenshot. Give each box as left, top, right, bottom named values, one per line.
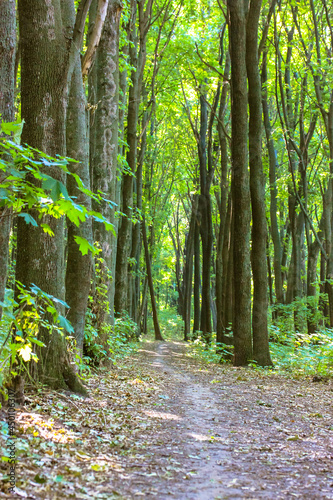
left=3, top=340, right=333, bottom=499
left=122, top=341, right=333, bottom=500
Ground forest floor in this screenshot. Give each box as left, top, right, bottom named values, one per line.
left=1, top=340, right=333, bottom=499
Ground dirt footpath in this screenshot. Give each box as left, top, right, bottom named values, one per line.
left=1, top=340, right=333, bottom=499
left=126, top=341, right=333, bottom=500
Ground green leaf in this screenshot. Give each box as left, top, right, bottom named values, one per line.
left=41, top=174, right=69, bottom=201
left=58, top=315, right=74, bottom=334
left=41, top=223, right=54, bottom=236
left=1, top=119, right=25, bottom=143
left=30, top=337, right=46, bottom=347
left=18, top=212, right=38, bottom=226
left=74, top=236, right=97, bottom=256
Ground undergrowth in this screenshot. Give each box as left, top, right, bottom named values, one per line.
left=186, top=333, right=232, bottom=365
left=184, top=327, right=333, bottom=379
left=269, top=328, right=333, bottom=378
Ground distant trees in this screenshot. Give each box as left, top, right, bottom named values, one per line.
left=2, top=0, right=333, bottom=391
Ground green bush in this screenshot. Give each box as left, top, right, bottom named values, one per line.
left=0, top=283, right=74, bottom=399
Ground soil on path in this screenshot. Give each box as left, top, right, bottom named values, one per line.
left=1, top=340, right=333, bottom=499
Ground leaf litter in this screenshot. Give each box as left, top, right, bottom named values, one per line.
left=0, top=340, right=333, bottom=499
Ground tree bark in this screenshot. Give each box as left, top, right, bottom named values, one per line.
left=65, top=58, right=93, bottom=354
left=115, top=0, right=152, bottom=316
left=193, top=218, right=201, bottom=335
left=90, top=0, right=122, bottom=327
left=142, top=218, right=163, bottom=340
left=228, top=0, right=252, bottom=365
left=216, top=50, right=230, bottom=347
left=197, top=90, right=213, bottom=342
left=0, top=0, right=15, bottom=321
left=262, top=51, right=284, bottom=305
left=246, top=0, right=272, bottom=366
left=183, top=196, right=197, bottom=340
left=16, top=0, right=89, bottom=392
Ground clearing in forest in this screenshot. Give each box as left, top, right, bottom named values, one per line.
left=1, top=341, right=333, bottom=499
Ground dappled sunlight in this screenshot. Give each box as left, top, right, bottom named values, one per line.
left=17, top=412, right=75, bottom=444
left=143, top=410, right=182, bottom=421
left=138, top=348, right=162, bottom=355
left=188, top=432, right=224, bottom=443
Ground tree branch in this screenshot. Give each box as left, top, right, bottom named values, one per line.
left=82, top=0, right=113, bottom=77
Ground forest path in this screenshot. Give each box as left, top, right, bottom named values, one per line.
left=120, top=341, right=333, bottom=499
left=2, top=340, right=333, bottom=499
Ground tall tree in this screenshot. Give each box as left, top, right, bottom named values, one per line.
left=16, top=0, right=92, bottom=391
left=65, top=0, right=95, bottom=355
left=90, top=0, right=122, bottom=332
left=246, top=0, right=272, bottom=366
left=0, top=0, right=16, bottom=321
left=228, top=0, right=252, bottom=365
left=115, top=0, right=153, bottom=316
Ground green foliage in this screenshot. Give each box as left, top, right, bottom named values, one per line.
left=0, top=122, right=115, bottom=253
left=147, top=309, right=184, bottom=341
left=270, top=295, right=326, bottom=341
left=83, top=316, right=138, bottom=370
left=269, top=327, right=333, bottom=378
left=186, top=333, right=231, bottom=364
left=0, top=284, right=74, bottom=395
left=0, top=121, right=118, bottom=393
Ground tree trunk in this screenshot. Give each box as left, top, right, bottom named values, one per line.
left=216, top=119, right=229, bottom=345
left=115, top=0, right=152, bottom=316
left=65, top=56, right=93, bottom=354
left=228, top=0, right=252, bottom=365
left=246, top=0, right=272, bottom=366
left=183, top=196, right=197, bottom=340
left=193, top=218, right=201, bottom=335
left=16, top=0, right=87, bottom=393
left=0, top=0, right=15, bottom=321
left=142, top=218, right=163, bottom=341
left=90, top=0, right=121, bottom=326
left=221, top=194, right=233, bottom=342
left=197, top=91, right=213, bottom=342
left=262, top=51, right=284, bottom=305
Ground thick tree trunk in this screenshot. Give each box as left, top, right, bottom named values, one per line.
left=90, top=0, right=121, bottom=325
left=16, top=0, right=87, bottom=393
left=228, top=0, right=252, bottom=365
left=0, top=0, right=15, bottom=321
left=246, top=0, right=272, bottom=366
left=65, top=58, right=93, bottom=354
